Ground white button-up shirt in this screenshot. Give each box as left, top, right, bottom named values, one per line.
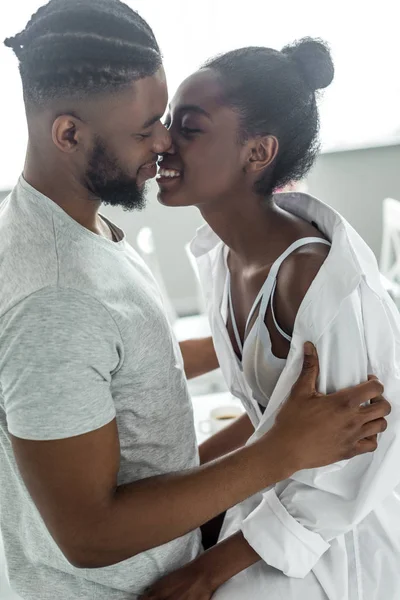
left=191, top=193, right=400, bottom=600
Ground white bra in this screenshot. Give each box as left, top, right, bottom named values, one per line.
left=226, top=237, right=331, bottom=408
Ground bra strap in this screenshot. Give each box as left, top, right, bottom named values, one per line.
left=228, top=237, right=331, bottom=350
left=258, top=237, right=331, bottom=339
left=270, top=280, right=292, bottom=342
left=227, top=274, right=244, bottom=354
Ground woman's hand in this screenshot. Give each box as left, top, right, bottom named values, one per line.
left=140, top=562, right=214, bottom=599
left=141, top=532, right=260, bottom=600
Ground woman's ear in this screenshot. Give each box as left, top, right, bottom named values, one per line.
left=245, top=135, right=279, bottom=174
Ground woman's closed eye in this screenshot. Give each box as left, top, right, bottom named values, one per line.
left=163, top=115, right=202, bottom=137
left=180, top=125, right=202, bottom=137
left=180, top=115, right=202, bottom=137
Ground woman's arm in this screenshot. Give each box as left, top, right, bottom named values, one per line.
left=141, top=532, right=260, bottom=598
left=199, top=413, right=254, bottom=464
left=195, top=531, right=259, bottom=589
left=179, top=336, right=219, bottom=379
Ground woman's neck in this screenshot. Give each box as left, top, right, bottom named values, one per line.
left=199, top=192, right=284, bottom=268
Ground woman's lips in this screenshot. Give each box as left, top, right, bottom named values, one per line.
left=156, top=167, right=182, bottom=188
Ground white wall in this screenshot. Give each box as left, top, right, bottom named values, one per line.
left=307, top=144, right=400, bottom=257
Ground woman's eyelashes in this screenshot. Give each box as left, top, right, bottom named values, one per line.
left=180, top=125, right=202, bottom=137
left=163, top=116, right=202, bottom=138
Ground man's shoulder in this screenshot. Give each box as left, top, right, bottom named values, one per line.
left=0, top=187, right=99, bottom=320
left=0, top=285, right=122, bottom=352
left=0, top=207, right=59, bottom=319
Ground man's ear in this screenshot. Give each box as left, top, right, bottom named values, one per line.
left=245, top=135, right=279, bottom=174
left=51, top=114, right=88, bottom=153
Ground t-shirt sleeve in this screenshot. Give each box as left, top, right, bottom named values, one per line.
left=0, top=287, right=121, bottom=440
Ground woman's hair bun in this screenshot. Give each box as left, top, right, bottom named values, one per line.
left=282, top=37, right=334, bottom=91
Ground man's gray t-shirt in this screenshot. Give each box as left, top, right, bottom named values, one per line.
left=0, top=178, right=201, bottom=599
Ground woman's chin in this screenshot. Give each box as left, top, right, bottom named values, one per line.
left=157, top=186, right=192, bottom=208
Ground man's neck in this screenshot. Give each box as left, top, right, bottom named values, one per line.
left=24, top=151, right=107, bottom=238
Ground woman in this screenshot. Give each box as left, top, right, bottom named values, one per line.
left=144, top=39, right=400, bottom=599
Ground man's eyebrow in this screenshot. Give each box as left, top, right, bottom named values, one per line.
left=141, top=114, right=164, bottom=129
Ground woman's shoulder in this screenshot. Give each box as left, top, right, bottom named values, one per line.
left=273, top=237, right=331, bottom=336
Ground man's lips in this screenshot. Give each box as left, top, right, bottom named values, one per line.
left=137, top=161, right=157, bottom=184
left=140, top=161, right=157, bottom=173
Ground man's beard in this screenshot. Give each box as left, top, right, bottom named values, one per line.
left=85, top=137, right=147, bottom=211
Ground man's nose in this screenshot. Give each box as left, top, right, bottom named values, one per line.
left=153, top=122, right=173, bottom=155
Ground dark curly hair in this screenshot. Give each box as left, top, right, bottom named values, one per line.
left=204, top=38, right=334, bottom=194
left=4, top=0, right=162, bottom=106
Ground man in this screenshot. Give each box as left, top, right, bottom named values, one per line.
left=0, top=1, right=389, bottom=598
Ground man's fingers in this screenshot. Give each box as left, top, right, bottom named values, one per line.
left=360, top=397, right=391, bottom=421
left=336, top=378, right=385, bottom=408
left=355, top=437, right=379, bottom=455
left=360, top=418, right=388, bottom=438
left=291, top=342, right=320, bottom=396
left=352, top=379, right=384, bottom=405
left=363, top=434, right=378, bottom=443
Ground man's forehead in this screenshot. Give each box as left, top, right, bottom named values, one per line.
left=89, top=73, right=168, bottom=127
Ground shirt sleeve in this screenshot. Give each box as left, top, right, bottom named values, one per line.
left=241, top=282, right=400, bottom=578
left=0, top=287, right=122, bottom=440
